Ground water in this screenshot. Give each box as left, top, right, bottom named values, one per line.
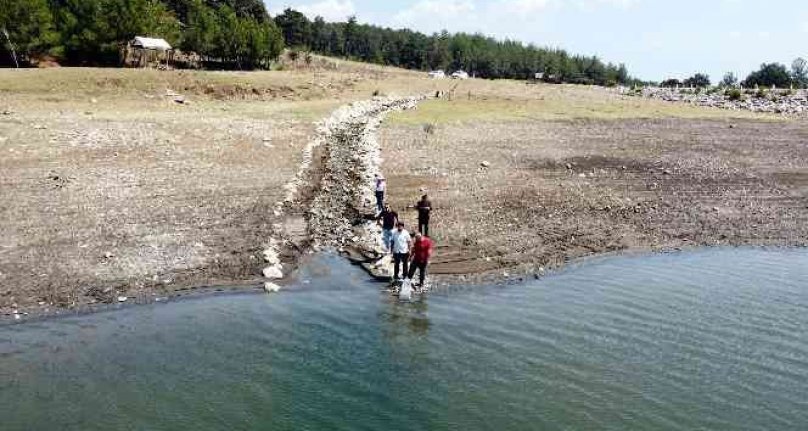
left=2, top=249, right=808, bottom=430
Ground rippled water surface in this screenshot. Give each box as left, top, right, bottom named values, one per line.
left=2, top=249, right=808, bottom=430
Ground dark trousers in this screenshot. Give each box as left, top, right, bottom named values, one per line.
left=375, top=191, right=384, bottom=213
left=418, top=218, right=429, bottom=237
left=393, top=253, right=409, bottom=280
left=408, top=260, right=428, bottom=285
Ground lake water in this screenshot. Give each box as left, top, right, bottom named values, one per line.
left=2, top=249, right=808, bottom=430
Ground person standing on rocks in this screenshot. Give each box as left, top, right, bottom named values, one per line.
left=374, top=174, right=386, bottom=214
left=391, top=222, right=412, bottom=281
left=377, top=204, right=398, bottom=253
left=408, top=232, right=434, bottom=288
left=413, top=194, right=432, bottom=236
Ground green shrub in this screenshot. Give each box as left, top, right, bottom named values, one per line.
left=725, top=88, right=743, bottom=101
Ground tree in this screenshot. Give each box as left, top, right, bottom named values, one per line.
left=660, top=78, right=681, bottom=88
left=683, top=73, right=711, bottom=88
left=274, top=8, right=311, bottom=48
left=721, top=72, right=738, bottom=87
left=743, top=63, right=791, bottom=88
left=791, top=58, right=807, bottom=89
left=0, top=0, right=57, bottom=65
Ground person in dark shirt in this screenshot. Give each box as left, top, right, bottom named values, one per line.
left=376, top=204, right=398, bottom=252
left=415, top=194, right=432, bottom=236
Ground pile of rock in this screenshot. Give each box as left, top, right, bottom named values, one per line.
left=627, top=87, right=808, bottom=116
left=308, top=96, right=422, bottom=250
left=259, top=96, right=422, bottom=292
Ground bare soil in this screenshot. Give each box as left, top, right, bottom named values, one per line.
left=380, top=117, right=808, bottom=284
left=4, top=65, right=807, bottom=317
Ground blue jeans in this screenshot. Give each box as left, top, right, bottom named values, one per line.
left=375, top=191, right=384, bottom=213
left=382, top=229, right=394, bottom=252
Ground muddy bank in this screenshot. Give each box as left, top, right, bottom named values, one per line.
left=380, top=117, right=808, bottom=285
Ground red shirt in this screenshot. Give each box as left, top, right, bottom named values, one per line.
left=411, top=236, right=434, bottom=263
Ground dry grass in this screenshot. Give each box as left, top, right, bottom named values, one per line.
left=389, top=80, right=781, bottom=125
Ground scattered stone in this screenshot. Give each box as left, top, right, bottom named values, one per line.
left=629, top=87, right=808, bottom=117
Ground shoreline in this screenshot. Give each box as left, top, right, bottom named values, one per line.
left=4, top=80, right=808, bottom=320
left=4, top=244, right=806, bottom=324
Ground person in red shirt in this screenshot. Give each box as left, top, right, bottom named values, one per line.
left=408, top=232, right=434, bottom=287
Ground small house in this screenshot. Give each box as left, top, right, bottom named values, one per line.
left=428, top=70, right=446, bottom=79
left=124, top=37, right=174, bottom=68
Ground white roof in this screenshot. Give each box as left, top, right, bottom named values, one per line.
left=132, top=37, right=172, bottom=50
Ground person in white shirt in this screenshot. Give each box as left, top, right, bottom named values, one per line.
left=374, top=173, right=386, bottom=214
left=390, top=222, right=412, bottom=280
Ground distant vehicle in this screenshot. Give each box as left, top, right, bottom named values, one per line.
left=451, top=70, right=470, bottom=80
left=428, top=70, right=446, bottom=79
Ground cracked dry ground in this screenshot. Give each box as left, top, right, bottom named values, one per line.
left=380, top=118, right=808, bottom=284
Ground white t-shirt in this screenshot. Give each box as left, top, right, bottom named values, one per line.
left=375, top=177, right=386, bottom=192
left=391, top=229, right=411, bottom=254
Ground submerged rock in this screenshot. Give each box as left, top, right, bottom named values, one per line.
left=264, top=282, right=282, bottom=293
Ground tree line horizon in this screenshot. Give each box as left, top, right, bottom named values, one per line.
left=1, top=0, right=804, bottom=89
left=0, top=0, right=632, bottom=85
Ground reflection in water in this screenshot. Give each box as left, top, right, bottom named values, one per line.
left=381, top=295, right=431, bottom=338
left=2, top=249, right=808, bottom=431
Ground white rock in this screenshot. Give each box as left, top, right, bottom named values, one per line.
left=117, top=296, right=128, bottom=302
left=263, top=265, right=283, bottom=279
left=264, top=282, right=282, bottom=293
left=262, top=249, right=281, bottom=265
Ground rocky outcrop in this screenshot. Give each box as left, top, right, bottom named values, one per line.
left=627, top=87, right=808, bottom=116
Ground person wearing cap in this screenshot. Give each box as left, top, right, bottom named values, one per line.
left=390, top=221, right=412, bottom=280
left=374, top=173, right=386, bottom=214
left=408, top=232, right=434, bottom=287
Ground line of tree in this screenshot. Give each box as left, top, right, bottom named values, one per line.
left=659, top=58, right=808, bottom=90
left=660, top=73, right=712, bottom=88
left=740, top=59, right=808, bottom=88
left=0, top=0, right=283, bottom=68
left=273, top=9, right=633, bottom=86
